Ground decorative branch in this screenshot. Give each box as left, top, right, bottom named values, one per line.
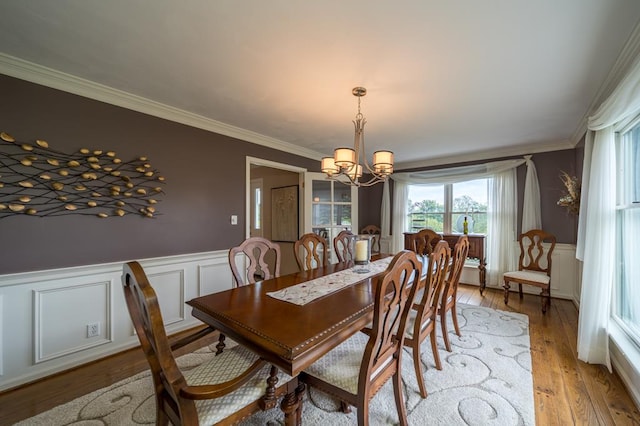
left=557, top=171, right=580, bottom=215
left=0, top=131, right=166, bottom=219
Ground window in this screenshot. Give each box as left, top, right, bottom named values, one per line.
left=254, top=187, right=261, bottom=229
left=614, top=121, right=640, bottom=346
left=407, top=179, right=488, bottom=234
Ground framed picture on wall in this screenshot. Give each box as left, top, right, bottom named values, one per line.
left=271, top=185, right=298, bottom=242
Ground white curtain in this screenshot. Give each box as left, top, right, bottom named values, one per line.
left=391, top=180, right=408, bottom=253
left=522, top=155, right=542, bottom=232
left=390, top=157, right=534, bottom=284
left=486, top=169, right=518, bottom=285
left=381, top=180, right=390, bottom=238
left=576, top=55, right=640, bottom=370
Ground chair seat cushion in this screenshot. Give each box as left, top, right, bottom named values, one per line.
left=185, top=345, right=292, bottom=424
left=405, top=308, right=434, bottom=339
left=303, top=331, right=369, bottom=395
left=503, top=270, right=550, bottom=285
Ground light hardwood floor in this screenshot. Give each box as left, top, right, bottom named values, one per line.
left=1, top=284, right=638, bottom=425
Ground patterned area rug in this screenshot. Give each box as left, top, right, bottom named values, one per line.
left=17, top=303, right=533, bottom=425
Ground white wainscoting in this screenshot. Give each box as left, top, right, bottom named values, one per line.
left=0, top=249, right=232, bottom=392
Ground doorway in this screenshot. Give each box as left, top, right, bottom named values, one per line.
left=246, top=157, right=306, bottom=275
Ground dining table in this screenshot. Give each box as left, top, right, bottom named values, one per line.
left=186, top=254, right=392, bottom=426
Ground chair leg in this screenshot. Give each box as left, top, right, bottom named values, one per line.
left=440, top=308, right=452, bottom=352
left=393, top=370, right=409, bottom=426
left=451, top=303, right=461, bottom=337
left=411, top=339, right=428, bottom=398
left=430, top=329, right=442, bottom=370
left=541, top=288, right=550, bottom=314
left=357, top=393, right=369, bottom=426
left=518, top=283, right=524, bottom=299
left=503, top=280, right=510, bottom=304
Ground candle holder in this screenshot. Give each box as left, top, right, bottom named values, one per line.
left=352, top=234, right=372, bottom=273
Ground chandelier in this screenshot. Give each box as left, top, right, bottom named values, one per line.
left=321, top=87, right=393, bottom=187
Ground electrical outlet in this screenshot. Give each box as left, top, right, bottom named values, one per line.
left=87, top=322, right=100, bottom=338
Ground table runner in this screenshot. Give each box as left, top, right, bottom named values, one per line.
left=267, top=257, right=394, bottom=306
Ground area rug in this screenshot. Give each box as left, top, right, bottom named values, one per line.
left=16, top=303, right=534, bottom=425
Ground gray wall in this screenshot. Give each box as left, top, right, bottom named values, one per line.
left=0, top=75, right=319, bottom=274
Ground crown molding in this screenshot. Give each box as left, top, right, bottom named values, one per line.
left=396, top=139, right=574, bottom=171
left=571, top=20, right=640, bottom=145
left=0, top=53, right=324, bottom=161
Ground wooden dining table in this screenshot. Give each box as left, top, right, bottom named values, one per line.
left=186, top=255, right=390, bottom=426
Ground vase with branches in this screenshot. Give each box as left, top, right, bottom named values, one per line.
left=557, top=171, right=580, bottom=215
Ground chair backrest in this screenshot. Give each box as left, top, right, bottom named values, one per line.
left=441, top=235, right=470, bottom=305
left=333, top=230, right=354, bottom=263
left=518, top=229, right=556, bottom=276
left=122, top=261, right=198, bottom=422
left=414, top=240, right=451, bottom=318
left=229, top=237, right=281, bottom=286
left=360, top=225, right=381, bottom=253
left=359, top=250, right=422, bottom=396
left=294, top=232, right=329, bottom=271
left=412, top=228, right=442, bottom=256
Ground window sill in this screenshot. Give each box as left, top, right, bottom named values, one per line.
left=609, top=320, right=640, bottom=407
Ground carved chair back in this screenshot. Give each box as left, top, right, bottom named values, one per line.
left=518, top=229, right=556, bottom=275
left=333, top=230, right=355, bottom=263
left=229, top=237, right=281, bottom=287
left=411, top=228, right=442, bottom=256
left=294, top=232, right=329, bottom=271
left=360, top=224, right=382, bottom=253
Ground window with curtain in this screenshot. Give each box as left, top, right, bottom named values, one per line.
left=614, top=119, right=640, bottom=347
left=407, top=179, right=488, bottom=234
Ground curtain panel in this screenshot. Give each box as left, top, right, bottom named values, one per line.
left=576, top=54, right=640, bottom=370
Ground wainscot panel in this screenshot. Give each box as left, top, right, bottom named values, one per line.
left=0, top=249, right=231, bottom=392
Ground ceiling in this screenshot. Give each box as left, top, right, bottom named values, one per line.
left=1, top=1, right=640, bottom=169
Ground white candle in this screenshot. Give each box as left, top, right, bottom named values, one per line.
left=355, top=240, right=368, bottom=262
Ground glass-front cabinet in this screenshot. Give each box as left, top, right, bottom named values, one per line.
left=304, top=172, right=358, bottom=263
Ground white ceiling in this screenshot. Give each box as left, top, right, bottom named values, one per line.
left=1, top=1, right=640, bottom=169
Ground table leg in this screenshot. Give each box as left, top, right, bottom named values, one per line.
left=295, top=381, right=306, bottom=425
left=280, top=379, right=300, bottom=426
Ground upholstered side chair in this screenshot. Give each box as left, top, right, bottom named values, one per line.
left=299, top=250, right=422, bottom=426
left=404, top=240, right=451, bottom=398
left=439, top=235, right=470, bottom=352
left=503, top=229, right=557, bottom=313
left=122, top=261, right=293, bottom=426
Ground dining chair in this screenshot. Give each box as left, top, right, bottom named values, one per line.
left=122, top=261, right=293, bottom=426
left=503, top=229, right=557, bottom=313
left=299, top=250, right=422, bottom=426
left=333, top=229, right=355, bottom=263
left=360, top=225, right=381, bottom=253
left=411, top=228, right=442, bottom=256
left=439, top=235, right=470, bottom=352
left=404, top=240, right=450, bottom=398
left=229, top=236, right=281, bottom=286
left=294, top=232, right=329, bottom=271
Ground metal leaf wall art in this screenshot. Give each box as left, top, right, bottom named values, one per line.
left=0, top=131, right=166, bottom=218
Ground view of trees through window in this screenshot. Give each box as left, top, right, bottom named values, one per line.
left=408, top=179, right=488, bottom=234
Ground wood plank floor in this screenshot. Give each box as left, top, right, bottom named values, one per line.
left=1, top=284, right=639, bottom=425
